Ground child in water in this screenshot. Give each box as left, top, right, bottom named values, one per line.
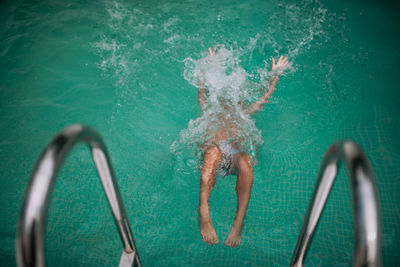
left=198, top=47, right=289, bottom=247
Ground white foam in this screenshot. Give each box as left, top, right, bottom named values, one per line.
left=172, top=46, right=273, bottom=160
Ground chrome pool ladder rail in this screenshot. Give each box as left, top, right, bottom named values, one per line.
left=16, top=124, right=141, bottom=267
left=291, top=141, right=381, bottom=267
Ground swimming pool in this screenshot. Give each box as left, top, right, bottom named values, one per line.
left=1, top=0, right=399, bottom=266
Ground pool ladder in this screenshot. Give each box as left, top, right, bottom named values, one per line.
left=16, top=125, right=141, bottom=267
left=16, top=125, right=381, bottom=266
left=290, top=141, right=381, bottom=267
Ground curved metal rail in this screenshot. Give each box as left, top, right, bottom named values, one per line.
left=291, top=141, right=381, bottom=267
left=16, top=125, right=141, bottom=267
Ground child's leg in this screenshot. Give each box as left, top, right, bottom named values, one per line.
left=225, top=152, right=254, bottom=247
left=199, top=145, right=222, bottom=244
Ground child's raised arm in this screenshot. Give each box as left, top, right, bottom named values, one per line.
left=198, top=80, right=207, bottom=108
left=245, top=56, right=289, bottom=116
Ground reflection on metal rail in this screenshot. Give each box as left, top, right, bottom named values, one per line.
left=291, top=141, right=381, bottom=267
left=16, top=125, right=141, bottom=267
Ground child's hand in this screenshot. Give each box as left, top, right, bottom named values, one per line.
left=271, top=56, right=289, bottom=73
left=208, top=47, right=217, bottom=56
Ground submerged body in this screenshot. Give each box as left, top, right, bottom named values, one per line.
left=198, top=48, right=289, bottom=247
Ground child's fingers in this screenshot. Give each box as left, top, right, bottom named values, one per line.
left=276, top=56, right=288, bottom=67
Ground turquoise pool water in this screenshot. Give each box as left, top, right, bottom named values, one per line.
left=1, top=0, right=399, bottom=266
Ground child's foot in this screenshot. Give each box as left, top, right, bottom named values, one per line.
left=224, top=222, right=243, bottom=247
left=199, top=207, right=219, bottom=244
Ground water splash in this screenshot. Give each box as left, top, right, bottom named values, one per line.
left=93, top=0, right=335, bottom=170
left=93, top=1, right=156, bottom=122
left=171, top=46, right=287, bottom=163
left=170, top=0, right=331, bottom=170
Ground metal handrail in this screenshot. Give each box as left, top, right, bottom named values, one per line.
left=291, top=141, right=381, bottom=267
left=16, top=124, right=141, bottom=267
